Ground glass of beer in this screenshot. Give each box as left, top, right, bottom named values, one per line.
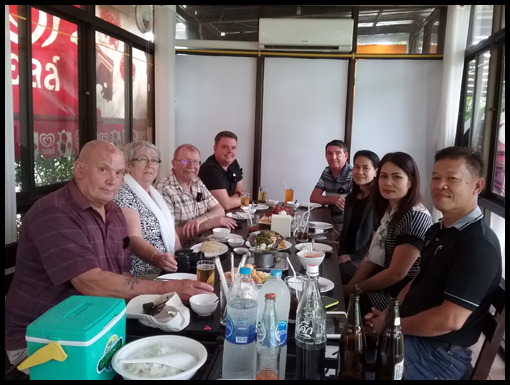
left=285, top=188, right=294, bottom=203
left=196, top=260, right=215, bottom=283
left=258, top=187, right=267, bottom=204
left=241, top=192, right=250, bottom=207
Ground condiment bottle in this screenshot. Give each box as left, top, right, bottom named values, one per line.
left=256, top=293, right=280, bottom=380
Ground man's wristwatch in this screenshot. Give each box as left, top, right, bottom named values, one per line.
left=355, top=283, right=363, bottom=295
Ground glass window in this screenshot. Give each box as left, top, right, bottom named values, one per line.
left=96, top=5, right=154, bottom=42
left=132, top=47, right=152, bottom=143
left=96, top=31, right=126, bottom=150
left=461, top=59, right=476, bottom=145
left=493, top=49, right=505, bottom=197
left=471, top=52, right=491, bottom=153
left=467, top=5, right=494, bottom=48
left=357, top=6, right=443, bottom=54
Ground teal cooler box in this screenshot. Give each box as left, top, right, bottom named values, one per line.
left=25, top=295, right=126, bottom=380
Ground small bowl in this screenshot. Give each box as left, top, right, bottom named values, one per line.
left=296, top=250, right=325, bottom=269
left=189, top=293, right=219, bottom=317
left=266, top=199, right=278, bottom=207
left=286, top=201, right=300, bottom=211
left=111, top=335, right=207, bottom=380
left=233, top=247, right=249, bottom=255
left=228, top=238, right=245, bottom=248
left=212, top=228, right=231, bottom=240
left=241, top=205, right=257, bottom=215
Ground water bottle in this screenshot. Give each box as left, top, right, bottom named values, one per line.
left=375, top=298, right=404, bottom=380
left=257, top=269, right=290, bottom=380
left=222, top=266, right=259, bottom=379
left=338, top=293, right=367, bottom=380
left=294, top=264, right=327, bottom=380
left=256, top=293, right=280, bottom=380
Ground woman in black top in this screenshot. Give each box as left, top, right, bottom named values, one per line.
left=338, top=150, right=380, bottom=284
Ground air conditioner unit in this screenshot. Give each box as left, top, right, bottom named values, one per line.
left=259, top=18, right=354, bottom=52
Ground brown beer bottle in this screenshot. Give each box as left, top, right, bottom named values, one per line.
left=337, top=294, right=366, bottom=380
left=375, top=298, right=404, bottom=380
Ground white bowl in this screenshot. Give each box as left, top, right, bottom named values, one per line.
left=241, top=205, right=257, bottom=215
left=286, top=201, right=300, bottom=210
left=233, top=247, right=249, bottom=255
left=212, top=228, right=231, bottom=240
left=228, top=238, right=245, bottom=248
left=189, top=293, right=219, bottom=316
left=266, top=199, right=278, bottom=207
left=111, top=335, right=207, bottom=380
left=296, top=250, right=325, bottom=270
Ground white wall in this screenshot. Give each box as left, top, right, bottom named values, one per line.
left=175, top=55, right=257, bottom=194
left=260, top=57, right=348, bottom=203
left=351, top=59, right=442, bottom=212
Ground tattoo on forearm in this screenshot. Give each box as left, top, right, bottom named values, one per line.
left=124, top=277, right=140, bottom=290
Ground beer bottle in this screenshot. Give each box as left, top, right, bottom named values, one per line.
left=337, top=293, right=366, bottom=380
left=375, top=298, right=404, bottom=380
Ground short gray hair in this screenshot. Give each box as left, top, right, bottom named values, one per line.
left=123, top=141, right=160, bottom=162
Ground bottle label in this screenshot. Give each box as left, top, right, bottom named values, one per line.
left=276, top=320, right=288, bottom=347
left=225, top=313, right=256, bottom=345
left=394, top=360, right=404, bottom=380
left=296, top=319, right=314, bottom=340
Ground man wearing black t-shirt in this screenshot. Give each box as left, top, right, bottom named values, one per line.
left=198, top=131, right=247, bottom=210
left=364, top=146, right=502, bottom=380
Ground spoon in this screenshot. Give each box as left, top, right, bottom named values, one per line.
left=119, top=352, right=197, bottom=372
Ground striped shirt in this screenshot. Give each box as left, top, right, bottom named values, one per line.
left=366, top=203, right=433, bottom=311
left=154, top=169, right=219, bottom=226
left=314, top=164, right=353, bottom=224
left=5, top=180, right=130, bottom=350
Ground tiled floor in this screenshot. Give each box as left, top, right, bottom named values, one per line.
left=471, top=335, right=505, bottom=380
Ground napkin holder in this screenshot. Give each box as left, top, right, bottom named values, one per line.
left=271, top=214, right=291, bottom=237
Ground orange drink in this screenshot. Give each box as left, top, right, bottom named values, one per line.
left=285, top=188, right=294, bottom=203
left=241, top=192, right=250, bottom=207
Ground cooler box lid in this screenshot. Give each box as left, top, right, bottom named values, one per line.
left=26, top=296, right=126, bottom=344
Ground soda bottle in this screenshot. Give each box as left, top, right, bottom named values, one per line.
left=375, top=298, right=404, bottom=380
left=256, top=293, right=281, bottom=380
left=222, top=266, right=259, bottom=379
left=294, top=264, right=327, bottom=380
left=338, top=293, right=366, bottom=380
left=258, top=269, right=290, bottom=380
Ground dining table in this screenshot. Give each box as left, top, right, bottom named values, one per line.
left=119, top=202, right=348, bottom=380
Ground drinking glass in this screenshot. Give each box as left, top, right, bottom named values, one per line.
left=295, top=213, right=309, bottom=242
left=248, top=214, right=260, bottom=234
left=285, top=188, right=294, bottom=203
left=285, top=275, right=306, bottom=322
left=241, top=192, right=250, bottom=207
left=220, top=280, right=232, bottom=326
left=196, top=260, right=215, bottom=283
left=257, top=187, right=267, bottom=204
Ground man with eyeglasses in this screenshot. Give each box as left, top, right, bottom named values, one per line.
left=155, top=144, right=237, bottom=241
left=198, top=131, right=247, bottom=210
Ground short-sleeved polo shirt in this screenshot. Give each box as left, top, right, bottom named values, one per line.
left=314, top=164, right=353, bottom=224
left=198, top=155, right=243, bottom=197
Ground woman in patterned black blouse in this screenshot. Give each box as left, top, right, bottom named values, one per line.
left=115, top=141, right=181, bottom=278
left=342, top=152, right=433, bottom=316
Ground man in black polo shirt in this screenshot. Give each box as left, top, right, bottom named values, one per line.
left=198, top=131, right=247, bottom=210
left=364, top=146, right=502, bottom=380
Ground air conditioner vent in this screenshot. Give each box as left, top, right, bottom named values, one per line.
left=262, top=45, right=342, bottom=52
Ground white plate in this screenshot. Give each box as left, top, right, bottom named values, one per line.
left=155, top=273, right=197, bottom=281
left=191, top=242, right=229, bottom=258
left=318, top=277, right=335, bottom=293
left=277, top=240, right=292, bottom=251
left=227, top=212, right=249, bottom=220
left=300, top=202, right=322, bottom=209
left=207, top=233, right=243, bottom=243
left=255, top=204, right=269, bottom=211
left=295, top=242, right=333, bottom=253
left=309, top=221, right=334, bottom=230
left=233, top=247, right=249, bottom=255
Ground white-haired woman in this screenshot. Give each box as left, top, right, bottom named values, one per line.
left=115, top=141, right=181, bottom=278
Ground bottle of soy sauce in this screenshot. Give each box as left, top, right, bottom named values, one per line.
left=338, top=293, right=366, bottom=380
left=375, top=298, right=404, bottom=380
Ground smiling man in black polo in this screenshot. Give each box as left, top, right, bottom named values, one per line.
left=364, top=146, right=502, bottom=380
left=199, top=131, right=247, bottom=210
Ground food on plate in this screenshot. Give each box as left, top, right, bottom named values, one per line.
left=200, top=240, right=222, bottom=253
left=277, top=241, right=287, bottom=250
left=224, top=264, right=271, bottom=284
left=260, top=204, right=294, bottom=224
left=252, top=230, right=283, bottom=250
left=123, top=344, right=193, bottom=378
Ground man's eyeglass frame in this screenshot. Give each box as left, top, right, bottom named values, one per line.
left=175, top=159, right=202, bottom=167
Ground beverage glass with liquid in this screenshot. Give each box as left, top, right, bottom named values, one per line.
left=285, top=188, right=294, bottom=204
left=241, top=192, right=250, bottom=207
left=248, top=214, right=260, bottom=234
left=196, top=260, right=215, bottom=283
left=295, top=213, right=309, bottom=242
left=258, top=187, right=267, bottom=204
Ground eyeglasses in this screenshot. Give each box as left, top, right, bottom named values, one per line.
left=175, top=159, right=201, bottom=166
left=132, top=157, right=161, bottom=164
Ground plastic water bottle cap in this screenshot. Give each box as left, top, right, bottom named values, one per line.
left=239, top=266, right=251, bottom=275
left=270, top=269, right=282, bottom=277
left=306, top=264, right=319, bottom=275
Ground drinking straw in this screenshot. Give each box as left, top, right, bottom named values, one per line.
left=230, top=252, right=235, bottom=281
left=286, top=255, right=299, bottom=300
left=283, top=180, right=288, bottom=190
left=238, top=253, right=248, bottom=276
left=214, top=256, right=230, bottom=304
